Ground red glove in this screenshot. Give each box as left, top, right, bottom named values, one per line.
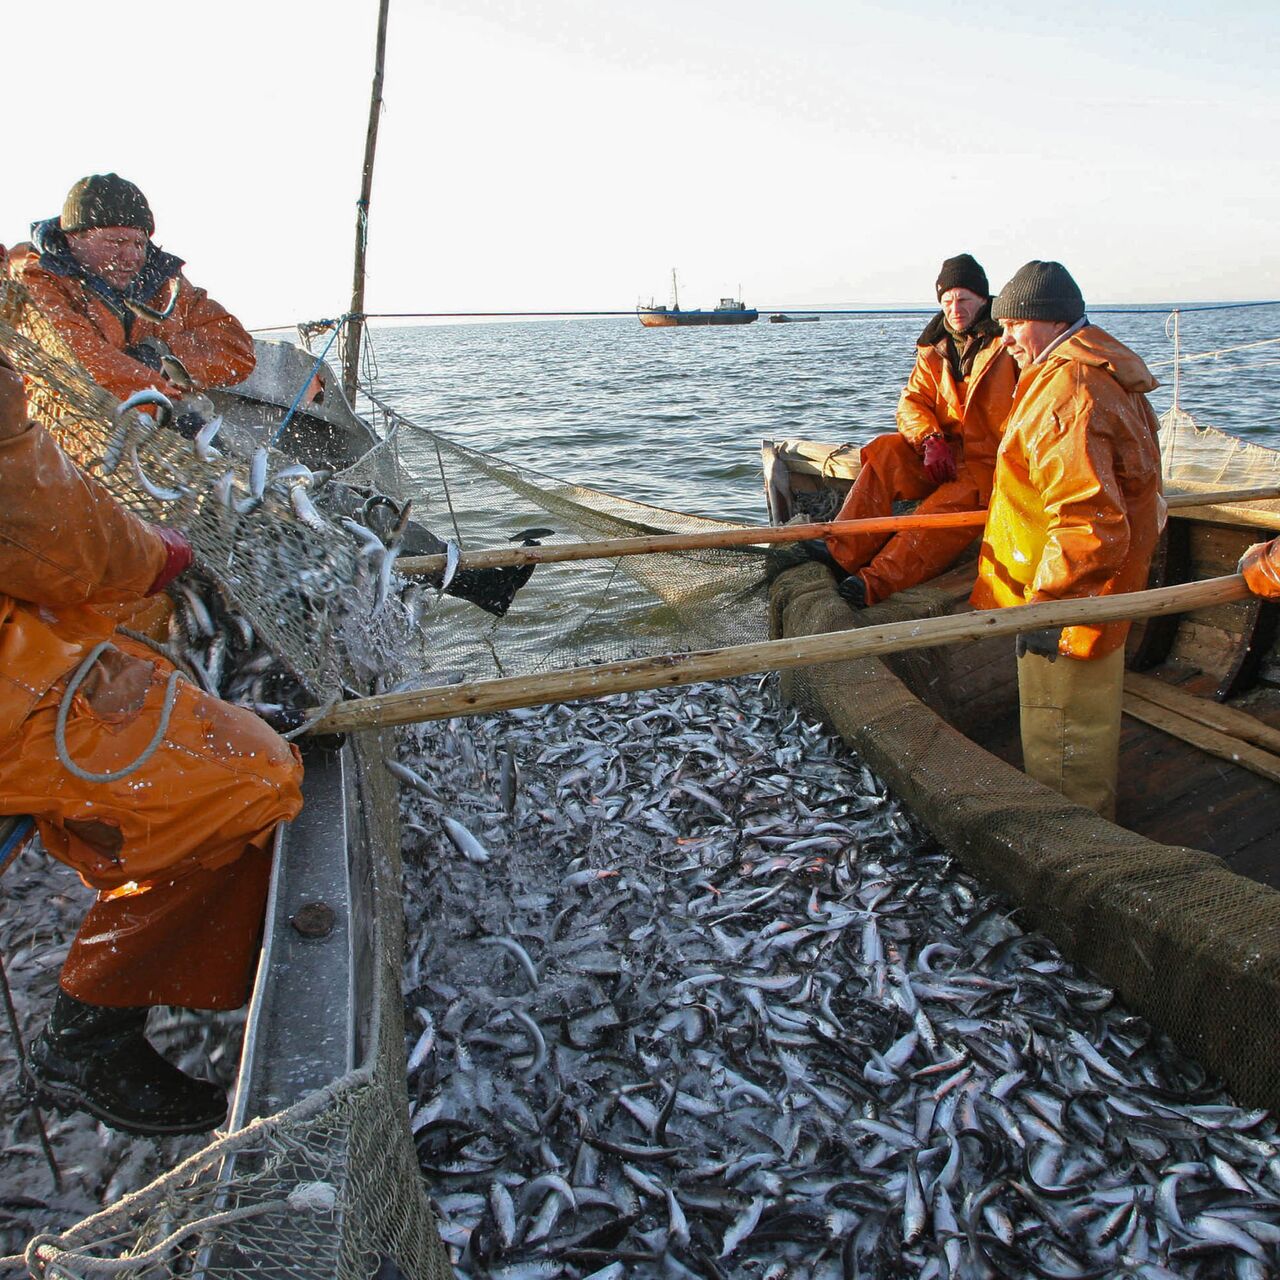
left=147, top=526, right=194, bottom=595
left=921, top=434, right=958, bottom=485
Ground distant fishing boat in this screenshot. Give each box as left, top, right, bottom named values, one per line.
left=637, top=269, right=758, bottom=328
left=769, top=314, right=820, bottom=324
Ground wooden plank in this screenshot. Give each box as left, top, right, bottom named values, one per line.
left=1122, top=692, right=1280, bottom=785
left=1125, top=671, right=1280, bottom=753
left=312, top=575, right=1251, bottom=733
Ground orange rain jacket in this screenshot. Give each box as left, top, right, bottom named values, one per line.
left=1240, top=538, right=1280, bottom=599
left=0, top=417, right=302, bottom=1009
left=824, top=316, right=1017, bottom=598
left=896, top=314, right=1020, bottom=495
left=9, top=223, right=255, bottom=402
left=972, top=325, right=1164, bottom=661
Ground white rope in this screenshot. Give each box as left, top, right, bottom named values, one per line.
left=1149, top=333, right=1280, bottom=369
left=26, top=1201, right=288, bottom=1277
left=54, top=643, right=183, bottom=784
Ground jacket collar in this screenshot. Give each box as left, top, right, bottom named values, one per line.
left=916, top=302, right=999, bottom=349
left=30, top=217, right=185, bottom=319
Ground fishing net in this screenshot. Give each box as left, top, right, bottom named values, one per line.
left=0, top=291, right=775, bottom=1277
left=0, top=282, right=418, bottom=712
left=346, top=385, right=772, bottom=682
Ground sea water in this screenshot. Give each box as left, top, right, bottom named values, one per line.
left=365, top=303, right=1280, bottom=525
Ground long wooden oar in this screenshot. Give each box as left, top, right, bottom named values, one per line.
left=309, top=573, right=1251, bottom=734
left=396, top=485, right=1280, bottom=576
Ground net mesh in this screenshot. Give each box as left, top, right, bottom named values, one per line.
left=1, top=282, right=417, bottom=708
left=349, top=387, right=771, bottom=682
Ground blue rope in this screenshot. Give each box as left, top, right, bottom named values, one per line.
left=269, top=316, right=347, bottom=447
left=0, top=816, right=34, bottom=868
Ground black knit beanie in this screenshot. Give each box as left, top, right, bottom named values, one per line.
left=991, top=260, right=1085, bottom=324
left=60, top=174, right=155, bottom=236
left=935, top=253, right=989, bottom=301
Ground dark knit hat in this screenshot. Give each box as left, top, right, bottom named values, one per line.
left=935, top=253, right=989, bottom=301
left=992, top=260, right=1085, bottom=324
left=60, top=174, right=155, bottom=236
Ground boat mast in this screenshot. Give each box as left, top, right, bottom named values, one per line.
left=671, top=268, right=679, bottom=312
left=342, top=0, right=391, bottom=404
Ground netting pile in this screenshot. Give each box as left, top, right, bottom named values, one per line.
left=0, top=281, right=418, bottom=710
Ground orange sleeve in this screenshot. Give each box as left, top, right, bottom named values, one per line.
left=0, top=423, right=163, bottom=607
left=19, top=265, right=169, bottom=402
left=1240, top=539, right=1280, bottom=600
left=895, top=349, right=944, bottom=449
left=159, top=277, right=256, bottom=390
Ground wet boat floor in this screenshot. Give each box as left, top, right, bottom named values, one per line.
left=965, top=664, right=1280, bottom=891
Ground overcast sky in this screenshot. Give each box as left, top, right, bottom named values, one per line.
left=5, top=0, right=1277, bottom=328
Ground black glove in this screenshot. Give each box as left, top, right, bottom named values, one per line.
left=1015, top=627, right=1063, bottom=662
left=124, top=336, right=171, bottom=372
left=836, top=574, right=867, bottom=609
left=448, top=565, right=533, bottom=616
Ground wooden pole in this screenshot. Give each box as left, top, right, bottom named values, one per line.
left=396, top=485, right=1280, bottom=577
left=308, top=573, right=1251, bottom=734
left=342, top=0, right=391, bottom=405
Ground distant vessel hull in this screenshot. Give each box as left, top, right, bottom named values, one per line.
left=769, top=314, right=820, bottom=324
left=637, top=307, right=758, bottom=327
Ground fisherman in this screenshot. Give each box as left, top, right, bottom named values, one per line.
left=768, top=254, right=1017, bottom=603
left=0, top=349, right=303, bottom=1135
left=8, top=173, right=255, bottom=409
left=974, top=261, right=1163, bottom=818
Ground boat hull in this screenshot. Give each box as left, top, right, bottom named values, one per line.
left=637, top=307, right=758, bottom=327
left=764, top=434, right=1280, bottom=1115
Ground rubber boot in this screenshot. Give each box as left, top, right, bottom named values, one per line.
left=27, top=989, right=227, bottom=1137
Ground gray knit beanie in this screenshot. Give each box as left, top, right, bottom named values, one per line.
left=991, top=261, right=1085, bottom=324
left=61, top=174, right=155, bottom=236
left=935, top=253, right=989, bottom=301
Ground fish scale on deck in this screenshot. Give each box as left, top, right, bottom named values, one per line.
left=384, top=678, right=1280, bottom=1279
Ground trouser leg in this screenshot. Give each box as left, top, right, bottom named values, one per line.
left=61, top=842, right=275, bottom=1009
left=0, top=636, right=303, bottom=1010
left=824, top=434, right=937, bottom=574
left=1017, top=646, right=1125, bottom=819
left=858, top=470, right=986, bottom=605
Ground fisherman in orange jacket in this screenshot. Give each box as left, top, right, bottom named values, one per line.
left=807, top=254, right=1018, bottom=605
left=0, top=350, right=303, bottom=1135
left=9, top=173, right=255, bottom=411
left=974, top=261, right=1164, bottom=818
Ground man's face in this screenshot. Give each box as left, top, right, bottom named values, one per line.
left=999, top=318, right=1070, bottom=368
left=940, top=287, right=986, bottom=333
left=65, top=227, right=148, bottom=289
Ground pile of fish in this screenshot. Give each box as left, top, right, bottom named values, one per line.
left=392, top=678, right=1280, bottom=1280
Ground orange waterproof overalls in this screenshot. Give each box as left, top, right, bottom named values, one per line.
left=0, top=420, right=303, bottom=1010
left=1241, top=539, right=1280, bottom=600
left=824, top=316, right=1018, bottom=604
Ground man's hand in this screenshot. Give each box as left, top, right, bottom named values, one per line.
left=147, top=526, right=195, bottom=595
left=0, top=351, right=28, bottom=442
left=921, top=434, right=958, bottom=485
left=1015, top=627, right=1063, bottom=662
